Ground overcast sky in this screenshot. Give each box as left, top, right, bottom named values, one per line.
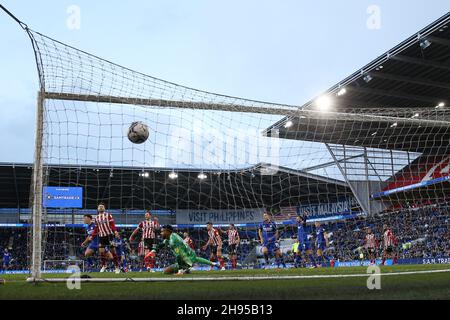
left=0, top=0, right=449, bottom=164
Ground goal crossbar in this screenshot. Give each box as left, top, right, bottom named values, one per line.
left=43, top=92, right=297, bottom=116
left=44, top=92, right=450, bottom=128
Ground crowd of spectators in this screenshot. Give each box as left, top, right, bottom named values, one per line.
left=328, top=205, right=450, bottom=261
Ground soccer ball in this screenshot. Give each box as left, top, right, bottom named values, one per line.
left=127, top=121, right=149, bottom=144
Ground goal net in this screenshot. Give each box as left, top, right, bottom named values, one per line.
left=43, top=260, right=84, bottom=273
left=23, top=28, right=450, bottom=278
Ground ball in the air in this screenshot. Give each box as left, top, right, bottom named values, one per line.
left=127, top=121, right=149, bottom=144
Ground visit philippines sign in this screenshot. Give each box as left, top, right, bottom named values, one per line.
left=176, top=208, right=265, bottom=225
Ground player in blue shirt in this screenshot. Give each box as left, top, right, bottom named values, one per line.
left=2, top=249, right=11, bottom=271
left=81, top=214, right=101, bottom=271
left=113, top=235, right=129, bottom=273
left=258, top=212, right=286, bottom=269
left=314, top=221, right=329, bottom=267
left=296, top=214, right=317, bottom=268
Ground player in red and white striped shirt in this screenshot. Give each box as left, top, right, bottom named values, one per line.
left=364, top=228, right=378, bottom=265
left=89, top=203, right=121, bottom=273
left=201, top=222, right=225, bottom=270
left=129, top=211, right=160, bottom=271
left=183, top=232, right=195, bottom=250
left=381, top=224, right=398, bottom=265
left=227, top=224, right=240, bottom=269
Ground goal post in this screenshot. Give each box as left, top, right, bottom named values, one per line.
left=30, top=90, right=45, bottom=280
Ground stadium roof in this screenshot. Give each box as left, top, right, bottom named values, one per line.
left=265, top=12, right=450, bottom=155
left=0, top=162, right=352, bottom=210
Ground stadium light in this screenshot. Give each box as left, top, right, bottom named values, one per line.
left=315, top=95, right=333, bottom=111
left=198, top=172, right=207, bottom=180
left=337, top=88, right=347, bottom=96
left=363, top=74, right=373, bottom=83
left=168, top=171, right=178, bottom=179
left=284, top=120, right=294, bottom=128
left=390, top=122, right=398, bottom=128
left=420, top=39, right=432, bottom=50
left=412, top=113, right=420, bottom=118
left=435, top=102, right=445, bottom=109
left=140, top=172, right=150, bottom=178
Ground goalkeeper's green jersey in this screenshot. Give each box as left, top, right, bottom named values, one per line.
left=160, top=232, right=213, bottom=271
left=163, top=232, right=197, bottom=266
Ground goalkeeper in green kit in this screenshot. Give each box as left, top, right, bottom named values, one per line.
left=158, top=225, right=217, bottom=274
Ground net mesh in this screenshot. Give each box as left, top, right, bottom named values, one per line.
left=23, top=28, right=450, bottom=274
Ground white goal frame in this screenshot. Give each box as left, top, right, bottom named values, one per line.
left=29, top=91, right=450, bottom=280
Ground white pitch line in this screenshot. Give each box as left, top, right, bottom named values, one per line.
left=26, top=268, right=450, bottom=283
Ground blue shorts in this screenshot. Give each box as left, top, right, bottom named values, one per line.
left=298, top=240, right=312, bottom=251
left=116, top=248, right=124, bottom=257
left=263, top=241, right=280, bottom=253
left=87, top=239, right=99, bottom=251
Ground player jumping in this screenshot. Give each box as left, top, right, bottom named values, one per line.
left=87, top=203, right=121, bottom=274
left=159, top=225, right=216, bottom=275
left=227, top=224, right=240, bottom=270
left=129, top=211, right=159, bottom=272
left=381, top=224, right=398, bottom=265
left=81, top=214, right=108, bottom=272
left=258, top=212, right=286, bottom=269
left=201, top=222, right=225, bottom=270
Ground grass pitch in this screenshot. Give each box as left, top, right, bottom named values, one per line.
left=0, top=264, right=449, bottom=300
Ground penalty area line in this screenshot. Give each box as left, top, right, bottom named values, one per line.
left=26, top=268, right=450, bottom=283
